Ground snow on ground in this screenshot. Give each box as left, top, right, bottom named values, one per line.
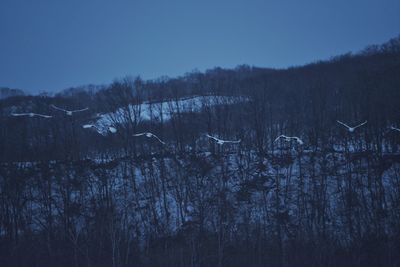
left=95, top=95, right=248, bottom=128
left=2, top=147, right=398, bottom=241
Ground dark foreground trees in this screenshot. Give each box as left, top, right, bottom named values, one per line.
left=0, top=150, right=399, bottom=267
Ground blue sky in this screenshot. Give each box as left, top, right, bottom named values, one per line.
left=0, top=0, right=399, bottom=93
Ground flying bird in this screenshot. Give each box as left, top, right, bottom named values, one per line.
left=336, top=120, right=367, bottom=133
left=133, top=132, right=166, bottom=144
left=51, top=105, right=89, bottom=116
left=390, top=126, right=400, bottom=132
left=274, top=135, right=304, bottom=145
left=108, top=126, right=117, bottom=133
left=205, top=134, right=241, bottom=145
left=82, top=124, right=117, bottom=135
left=11, top=113, right=52, bottom=118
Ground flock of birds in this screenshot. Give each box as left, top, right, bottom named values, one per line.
left=9, top=105, right=242, bottom=145
left=12, top=105, right=89, bottom=118
left=274, top=120, right=370, bottom=146
left=11, top=105, right=118, bottom=135
left=9, top=105, right=400, bottom=147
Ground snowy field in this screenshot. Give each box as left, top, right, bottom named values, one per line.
left=93, top=95, right=248, bottom=131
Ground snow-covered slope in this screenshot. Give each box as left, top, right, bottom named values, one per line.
left=95, top=95, right=248, bottom=128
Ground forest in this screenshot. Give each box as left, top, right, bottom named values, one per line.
left=0, top=36, right=400, bottom=267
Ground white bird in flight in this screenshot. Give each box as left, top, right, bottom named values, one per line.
left=51, top=105, right=89, bottom=116
left=82, top=124, right=117, bottom=135
left=133, top=132, right=166, bottom=144
left=11, top=112, right=52, bottom=118
left=390, top=126, right=400, bottom=132
left=205, top=134, right=241, bottom=145
left=274, top=135, right=304, bottom=145
left=108, top=126, right=117, bottom=133
left=336, top=120, right=367, bottom=132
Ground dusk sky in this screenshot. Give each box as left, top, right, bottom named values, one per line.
left=1, top=0, right=399, bottom=93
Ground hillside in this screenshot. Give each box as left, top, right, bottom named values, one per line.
left=0, top=37, right=399, bottom=267
left=0, top=87, right=24, bottom=99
